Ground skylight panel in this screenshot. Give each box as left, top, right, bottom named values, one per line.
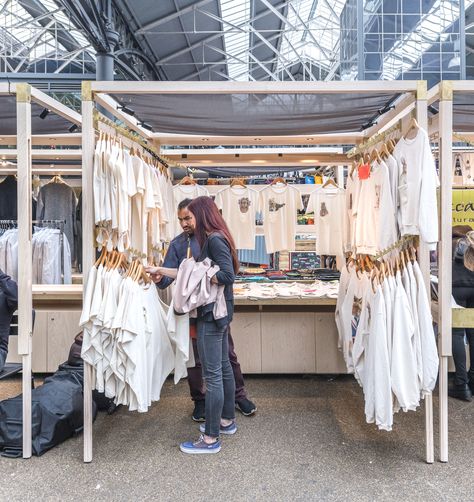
left=220, top=0, right=250, bottom=80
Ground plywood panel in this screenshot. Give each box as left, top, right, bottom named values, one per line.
left=6, top=311, right=47, bottom=371
left=47, top=311, right=81, bottom=372
left=315, top=313, right=348, bottom=374
left=230, top=313, right=262, bottom=373
left=261, top=312, right=315, bottom=373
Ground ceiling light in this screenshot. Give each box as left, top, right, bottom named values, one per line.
left=254, top=138, right=262, bottom=141
left=118, top=105, right=135, bottom=116
left=200, top=160, right=213, bottom=164
left=448, top=54, right=460, bottom=69
left=40, top=108, right=50, bottom=120
left=68, top=124, right=79, bottom=133
left=300, top=159, right=319, bottom=163
left=250, top=159, right=267, bottom=164
left=306, top=138, right=313, bottom=141
left=139, top=121, right=153, bottom=132
left=202, top=138, right=209, bottom=142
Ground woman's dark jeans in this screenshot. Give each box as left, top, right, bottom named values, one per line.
left=452, top=287, right=474, bottom=386
left=197, top=319, right=236, bottom=438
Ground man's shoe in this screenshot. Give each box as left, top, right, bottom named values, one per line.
left=236, top=398, right=257, bottom=416
left=179, top=435, right=221, bottom=455
left=199, top=420, right=237, bottom=435
left=469, top=378, right=474, bottom=395
left=448, top=383, right=472, bottom=401
left=192, top=400, right=205, bottom=422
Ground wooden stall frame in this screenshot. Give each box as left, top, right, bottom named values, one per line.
left=7, top=82, right=82, bottom=459
left=81, top=79, right=437, bottom=464
left=427, top=80, right=474, bottom=463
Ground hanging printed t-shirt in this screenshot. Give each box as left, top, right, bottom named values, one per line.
left=258, top=184, right=303, bottom=254
left=345, top=172, right=361, bottom=252
left=392, top=128, right=439, bottom=249
left=308, top=188, right=346, bottom=256
left=215, top=186, right=259, bottom=250
left=355, top=160, right=397, bottom=255
left=172, top=184, right=209, bottom=208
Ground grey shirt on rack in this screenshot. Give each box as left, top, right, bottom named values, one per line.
left=37, top=182, right=77, bottom=262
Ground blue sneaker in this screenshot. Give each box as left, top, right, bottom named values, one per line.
left=179, top=435, right=221, bottom=454
left=199, top=420, right=237, bottom=435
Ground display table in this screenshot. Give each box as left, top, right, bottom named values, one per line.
left=7, top=286, right=346, bottom=374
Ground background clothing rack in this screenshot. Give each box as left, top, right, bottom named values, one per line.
left=0, top=219, right=66, bottom=282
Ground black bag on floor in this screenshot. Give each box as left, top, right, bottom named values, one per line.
left=0, top=363, right=97, bottom=457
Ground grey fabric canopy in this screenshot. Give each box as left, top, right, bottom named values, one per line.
left=111, top=92, right=400, bottom=136
left=453, top=93, right=474, bottom=133
left=0, top=96, right=80, bottom=135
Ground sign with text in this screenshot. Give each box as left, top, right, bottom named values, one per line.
left=452, top=189, right=474, bottom=228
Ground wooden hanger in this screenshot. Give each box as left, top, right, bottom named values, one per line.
left=231, top=178, right=246, bottom=187
left=271, top=177, right=286, bottom=185
left=180, top=175, right=196, bottom=186
left=322, top=177, right=338, bottom=189
left=380, top=143, right=390, bottom=160
left=95, top=247, right=106, bottom=267
left=404, top=117, right=420, bottom=140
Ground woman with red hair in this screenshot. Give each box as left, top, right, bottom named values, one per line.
left=179, top=196, right=239, bottom=454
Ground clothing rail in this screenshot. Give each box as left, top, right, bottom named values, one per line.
left=0, top=219, right=66, bottom=282
left=346, top=121, right=402, bottom=158
left=93, top=111, right=183, bottom=172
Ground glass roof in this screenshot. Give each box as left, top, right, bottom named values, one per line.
left=381, top=0, right=473, bottom=80
left=217, top=0, right=348, bottom=81
left=276, top=0, right=347, bottom=76
left=0, top=0, right=93, bottom=72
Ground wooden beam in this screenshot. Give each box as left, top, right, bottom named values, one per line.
left=438, top=80, right=453, bottom=464
left=89, top=80, right=419, bottom=95
left=0, top=149, right=82, bottom=160
left=81, top=82, right=95, bottom=463
left=94, top=93, right=154, bottom=139
left=0, top=134, right=82, bottom=146
left=452, top=307, right=474, bottom=328
left=30, top=86, right=82, bottom=125
left=153, top=132, right=363, bottom=147
left=427, top=83, right=441, bottom=105
left=16, top=83, right=33, bottom=460
left=364, top=93, right=416, bottom=138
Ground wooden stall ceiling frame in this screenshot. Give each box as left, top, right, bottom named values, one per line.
left=0, top=133, right=82, bottom=146
left=7, top=82, right=84, bottom=460
left=153, top=132, right=365, bottom=147
left=81, top=80, right=437, bottom=466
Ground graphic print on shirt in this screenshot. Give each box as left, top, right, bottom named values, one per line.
left=238, top=197, right=251, bottom=214
left=374, top=185, right=381, bottom=209
left=351, top=295, right=362, bottom=340
left=269, top=198, right=286, bottom=212
left=320, top=202, right=329, bottom=217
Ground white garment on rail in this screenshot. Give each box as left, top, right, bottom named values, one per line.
left=308, top=188, right=346, bottom=256
left=364, top=284, right=393, bottom=431
left=172, top=184, right=209, bottom=209
left=355, top=161, right=397, bottom=255
left=259, top=184, right=303, bottom=254
left=392, top=128, right=439, bottom=249
left=412, top=261, right=439, bottom=394
left=159, top=299, right=194, bottom=384
left=391, top=271, right=419, bottom=412
left=215, top=186, right=259, bottom=250
left=345, top=172, right=361, bottom=252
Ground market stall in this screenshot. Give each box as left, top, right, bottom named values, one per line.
left=80, top=80, right=439, bottom=464
left=0, top=82, right=82, bottom=458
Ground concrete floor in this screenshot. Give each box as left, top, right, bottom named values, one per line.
left=0, top=374, right=472, bottom=502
